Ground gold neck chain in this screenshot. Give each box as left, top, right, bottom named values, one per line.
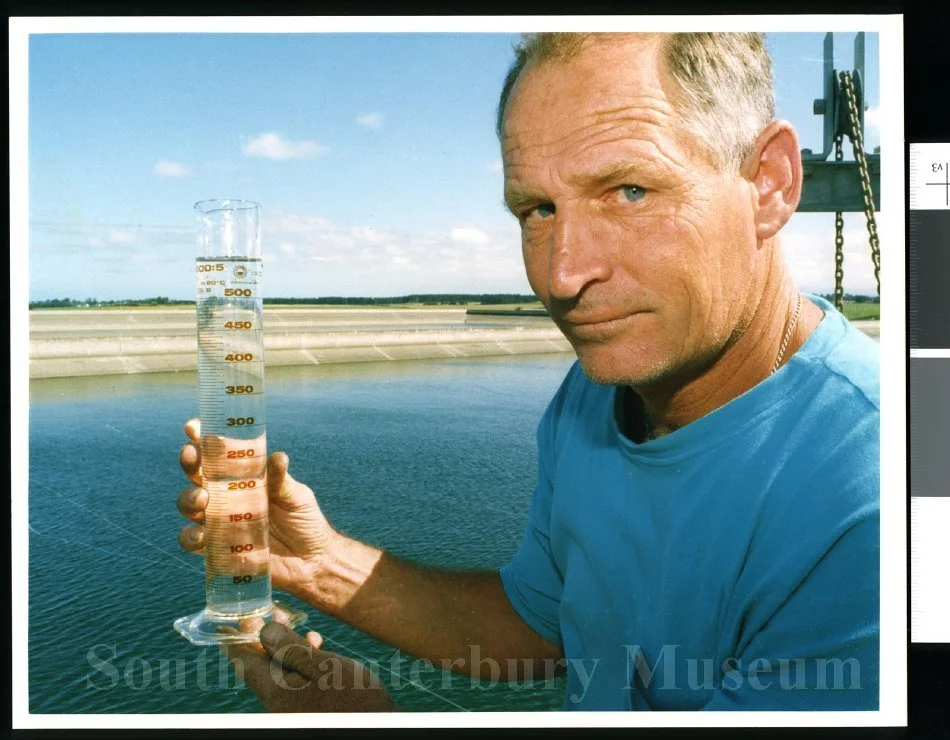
left=771, top=293, right=803, bottom=375
left=633, top=292, right=804, bottom=442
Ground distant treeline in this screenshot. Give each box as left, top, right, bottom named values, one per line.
left=29, top=294, right=541, bottom=309
left=29, top=296, right=192, bottom=308
left=818, top=294, right=880, bottom=304
left=263, top=294, right=540, bottom=306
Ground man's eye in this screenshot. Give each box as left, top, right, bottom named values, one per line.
left=524, top=203, right=555, bottom=220
left=619, top=185, right=646, bottom=203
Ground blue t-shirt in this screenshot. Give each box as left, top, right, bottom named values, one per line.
left=500, top=296, right=880, bottom=711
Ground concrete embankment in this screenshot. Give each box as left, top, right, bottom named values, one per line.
left=29, top=307, right=572, bottom=379
left=29, top=307, right=879, bottom=380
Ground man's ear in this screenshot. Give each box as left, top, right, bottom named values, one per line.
left=742, top=120, right=803, bottom=241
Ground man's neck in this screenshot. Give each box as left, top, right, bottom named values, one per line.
left=626, top=271, right=823, bottom=441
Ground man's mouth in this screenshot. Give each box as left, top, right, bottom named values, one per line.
left=558, top=312, right=640, bottom=339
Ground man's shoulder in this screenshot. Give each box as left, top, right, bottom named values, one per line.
left=801, top=298, right=880, bottom=411
left=790, top=313, right=880, bottom=466
left=765, top=312, right=880, bottom=525
left=822, top=318, right=880, bottom=410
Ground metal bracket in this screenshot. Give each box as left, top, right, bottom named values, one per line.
left=801, top=32, right=867, bottom=162
left=798, top=31, right=878, bottom=212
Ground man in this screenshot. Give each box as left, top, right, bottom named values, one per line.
left=177, top=32, right=879, bottom=711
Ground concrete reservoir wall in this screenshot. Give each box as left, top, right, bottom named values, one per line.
left=29, top=308, right=573, bottom=379
left=29, top=307, right=878, bottom=380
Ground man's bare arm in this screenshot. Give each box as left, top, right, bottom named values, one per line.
left=298, top=534, right=563, bottom=680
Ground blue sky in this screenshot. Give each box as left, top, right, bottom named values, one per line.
left=26, top=31, right=883, bottom=301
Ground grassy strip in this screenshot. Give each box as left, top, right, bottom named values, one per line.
left=840, top=301, right=880, bottom=321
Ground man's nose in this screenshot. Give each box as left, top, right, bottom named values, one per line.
left=547, top=209, right=612, bottom=300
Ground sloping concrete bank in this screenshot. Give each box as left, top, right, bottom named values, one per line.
left=29, top=307, right=477, bottom=336
left=30, top=324, right=574, bottom=379
left=28, top=308, right=878, bottom=380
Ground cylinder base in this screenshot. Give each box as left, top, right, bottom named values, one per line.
left=173, top=600, right=308, bottom=645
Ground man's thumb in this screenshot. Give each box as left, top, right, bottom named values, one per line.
left=267, top=451, right=307, bottom=508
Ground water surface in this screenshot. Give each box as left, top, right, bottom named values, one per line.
left=28, top=354, right=576, bottom=713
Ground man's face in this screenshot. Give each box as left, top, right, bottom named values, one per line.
left=502, top=36, right=765, bottom=387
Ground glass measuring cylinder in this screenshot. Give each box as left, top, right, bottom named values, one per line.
left=174, top=199, right=306, bottom=645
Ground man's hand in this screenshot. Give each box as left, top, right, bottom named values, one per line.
left=223, top=622, right=396, bottom=713
left=177, top=419, right=563, bottom=683
left=177, top=418, right=337, bottom=601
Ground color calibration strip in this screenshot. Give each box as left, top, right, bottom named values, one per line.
left=909, top=142, right=950, bottom=642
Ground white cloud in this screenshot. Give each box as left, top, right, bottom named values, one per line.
left=154, top=160, right=192, bottom=177
left=350, top=226, right=389, bottom=245
left=253, top=209, right=530, bottom=296
left=451, top=227, right=489, bottom=245
left=390, top=255, right=416, bottom=271
left=270, top=212, right=333, bottom=234
left=242, top=132, right=327, bottom=160
left=31, top=220, right=190, bottom=268
left=487, top=160, right=503, bottom=173
left=863, top=106, right=880, bottom=135
left=355, top=112, right=383, bottom=129
left=31, top=209, right=533, bottom=299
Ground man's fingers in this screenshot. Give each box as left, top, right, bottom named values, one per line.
left=271, top=608, right=291, bottom=626
left=238, top=616, right=267, bottom=634
left=180, top=443, right=202, bottom=486
left=202, top=434, right=267, bottom=479
left=220, top=636, right=290, bottom=699
left=220, top=626, right=311, bottom=700
left=268, top=669, right=311, bottom=693
left=267, top=452, right=315, bottom=511
left=267, top=451, right=290, bottom=499
left=218, top=627, right=264, bottom=657
left=176, top=487, right=208, bottom=522
left=181, top=420, right=202, bottom=485
left=259, top=622, right=321, bottom=678
left=185, top=418, right=201, bottom=444
left=178, top=524, right=206, bottom=553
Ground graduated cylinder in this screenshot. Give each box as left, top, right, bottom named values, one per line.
left=174, top=198, right=306, bottom=645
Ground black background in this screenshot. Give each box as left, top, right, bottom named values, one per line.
left=906, top=2, right=950, bottom=739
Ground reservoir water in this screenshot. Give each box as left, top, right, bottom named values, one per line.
left=28, top=353, right=576, bottom=713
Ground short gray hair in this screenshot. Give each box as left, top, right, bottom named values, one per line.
left=496, top=32, right=776, bottom=174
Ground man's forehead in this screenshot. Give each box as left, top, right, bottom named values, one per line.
left=503, top=35, right=672, bottom=135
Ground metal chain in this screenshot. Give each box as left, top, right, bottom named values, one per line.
left=839, top=70, right=881, bottom=296
left=834, top=134, right=845, bottom=312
